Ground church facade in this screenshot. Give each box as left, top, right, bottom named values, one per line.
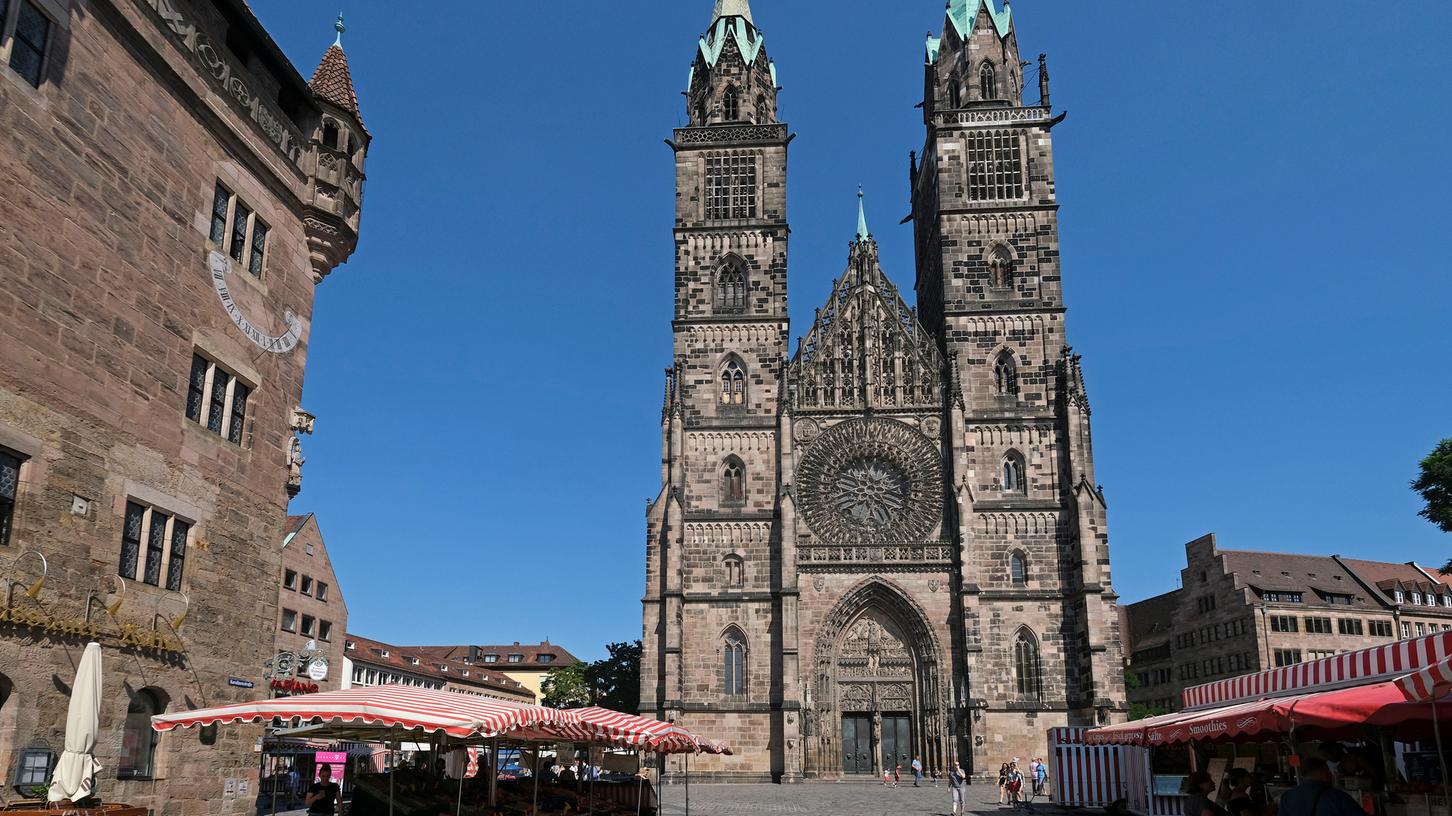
left=641, top=0, right=1126, bottom=782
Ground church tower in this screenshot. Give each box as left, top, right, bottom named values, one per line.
left=641, top=0, right=793, bottom=781
left=911, top=0, right=1126, bottom=772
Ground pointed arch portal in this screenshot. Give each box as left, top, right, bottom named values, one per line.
left=807, top=579, right=946, bottom=777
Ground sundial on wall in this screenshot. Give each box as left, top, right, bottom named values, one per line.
left=208, top=250, right=302, bottom=353
left=796, top=417, right=943, bottom=545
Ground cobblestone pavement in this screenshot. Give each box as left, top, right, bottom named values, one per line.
left=657, top=782, right=1080, bottom=816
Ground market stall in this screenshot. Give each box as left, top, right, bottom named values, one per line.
left=1082, top=631, right=1452, bottom=816
left=151, top=685, right=730, bottom=816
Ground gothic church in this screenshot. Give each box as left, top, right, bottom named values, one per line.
left=641, top=0, right=1126, bottom=781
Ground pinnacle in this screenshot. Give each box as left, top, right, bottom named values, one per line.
left=711, top=0, right=753, bottom=26
left=856, top=187, right=871, bottom=241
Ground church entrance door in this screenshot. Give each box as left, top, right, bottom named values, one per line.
left=840, top=714, right=873, bottom=775
left=880, top=714, right=912, bottom=775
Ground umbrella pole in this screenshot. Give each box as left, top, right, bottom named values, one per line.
left=269, top=750, right=278, bottom=816
left=456, top=762, right=464, bottom=816
left=388, top=743, right=395, bottom=816
left=636, top=751, right=644, bottom=816
left=490, top=738, right=499, bottom=807
left=684, top=753, right=690, bottom=816
left=532, top=741, right=542, bottom=816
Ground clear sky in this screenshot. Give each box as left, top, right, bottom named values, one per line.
left=250, top=1, right=1452, bottom=662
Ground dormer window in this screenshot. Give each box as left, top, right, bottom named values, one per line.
left=483, top=654, right=498, bottom=663
left=538, top=655, right=555, bottom=664
left=408, top=657, right=420, bottom=666
left=508, top=654, right=523, bottom=663
left=1412, top=592, right=1423, bottom=605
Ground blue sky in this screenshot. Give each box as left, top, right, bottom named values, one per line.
left=252, top=1, right=1452, bottom=662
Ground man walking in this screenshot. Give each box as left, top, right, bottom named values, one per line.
left=1033, top=757, right=1048, bottom=798
left=948, top=759, right=966, bottom=816
left=911, top=756, right=923, bottom=786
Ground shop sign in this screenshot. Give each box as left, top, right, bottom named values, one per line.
left=0, top=605, right=183, bottom=654
left=270, top=678, right=319, bottom=694
left=314, top=751, right=348, bottom=781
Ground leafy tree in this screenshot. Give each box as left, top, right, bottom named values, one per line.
left=1128, top=702, right=1167, bottom=722
left=540, top=640, right=642, bottom=712
left=588, top=641, right=642, bottom=714
left=541, top=662, right=591, bottom=709
left=1410, top=439, right=1452, bottom=572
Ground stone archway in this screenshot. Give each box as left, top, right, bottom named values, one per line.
left=805, top=579, right=946, bottom=778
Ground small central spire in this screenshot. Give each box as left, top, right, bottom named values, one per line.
left=333, top=12, right=345, bottom=47
left=856, top=186, right=871, bottom=241
left=711, top=0, right=754, bottom=25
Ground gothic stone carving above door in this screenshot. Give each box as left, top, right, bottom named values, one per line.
left=796, top=417, right=943, bottom=545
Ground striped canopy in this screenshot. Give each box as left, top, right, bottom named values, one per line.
left=570, top=708, right=718, bottom=754
left=150, top=686, right=581, bottom=739
left=1394, top=655, right=1452, bottom=703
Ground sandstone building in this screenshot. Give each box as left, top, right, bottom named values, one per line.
left=272, top=514, right=348, bottom=693
left=0, top=1, right=367, bottom=811
left=641, top=0, right=1125, bottom=782
left=1121, top=534, right=1452, bottom=715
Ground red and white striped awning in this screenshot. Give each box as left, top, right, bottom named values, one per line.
left=567, top=708, right=706, bottom=754
left=1182, top=631, right=1452, bottom=710
left=150, top=686, right=580, bottom=739
left=1393, top=654, right=1452, bottom=703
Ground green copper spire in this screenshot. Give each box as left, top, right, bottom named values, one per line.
left=856, top=186, right=871, bottom=241
left=333, top=12, right=345, bottom=47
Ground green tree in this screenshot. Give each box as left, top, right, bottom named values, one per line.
left=1411, top=439, right=1452, bottom=571
left=541, top=662, right=591, bottom=709
left=587, top=640, right=642, bottom=714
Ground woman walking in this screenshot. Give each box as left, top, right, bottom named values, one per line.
left=998, top=762, right=1011, bottom=804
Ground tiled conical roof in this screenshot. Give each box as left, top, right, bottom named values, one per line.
left=309, top=44, right=363, bottom=125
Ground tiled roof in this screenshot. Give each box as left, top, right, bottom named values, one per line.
left=1340, top=558, right=1447, bottom=594
left=1218, top=549, right=1370, bottom=606
left=411, top=641, right=582, bottom=668
left=1122, top=590, right=1181, bottom=652
left=309, top=45, right=363, bottom=124
left=343, top=633, right=531, bottom=696
left=284, top=514, right=311, bottom=536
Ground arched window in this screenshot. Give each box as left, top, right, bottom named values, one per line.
left=696, top=101, right=708, bottom=125
left=755, top=95, right=768, bottom=124
left=723, top=628, right=747, bottom=696
left=722, top=87, right=740, bottom=121
left=722, top=457, right=746, bottom=504
left=988, top=246, right=1014, bottom=289
left=119, top=688, right=166, bottom=779
left=1013, top=630, right=1042, bottom=702
left=724, top=555, right=744, bottom=588
left=980, top=62, right=997, bottom=100
left=948, top=75, right=962, bottom=109
left=1010, top=551, right=1028, bottom=586
left=720, top=359, right=746, bottom=407
left=1002, top=451, right=1025, bottom=494
left=716, top=261, right=747, bottom=313
left=322, top=120, right=339, bottom=149
left=993, top=352, right=1019, bottom=397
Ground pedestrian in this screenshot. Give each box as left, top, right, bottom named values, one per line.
left=932, top=766, right=939, bottom=786
left=304, top=763, right=343, bottom=816
left=883, top=767, right=891, bottom=786
left=998, top=762, right=1011, bottom=804
left=892, top=763, right=901, bottom=787
left=948, top=759, right=966, bottom=816
left=911, top=756, right=923, bottom=786
left=1222, top=768, right=1256, bottom=816
left=1006, top=762, right=1024, bottom=807
left=1276, top=758, right=1363, bottom=816
left=1033, top=756, right=1048, bottom=797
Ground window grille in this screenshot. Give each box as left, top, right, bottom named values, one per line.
left=208, top=183, right=269, bottom=277
left=967, top=130, right=1023, bottom=201
left=706, top=153, right=758, bottom=220
left=186, top=354, right=250, bottom=445
left=0, top=449, right=20, bottom=548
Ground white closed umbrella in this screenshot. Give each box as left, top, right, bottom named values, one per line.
left=48, top=642, right=103, bottom=803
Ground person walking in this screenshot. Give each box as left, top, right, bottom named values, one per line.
left=1033, top=757, right=1048, bottom=798
left=1006, top=762, right=1025, bottom=808
left=948, top=760, right=966, bottom=816
left=304, top=764, right=343, bottom=816
left=911, top=756, right=923, bottom=786
left=931, top=766, right=939, bottom=786
left=892, top=763, right=901, bottom=788
left=998, top=762, right=1011, bottom=804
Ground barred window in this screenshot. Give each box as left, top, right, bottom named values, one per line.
left=186, top=354, right=250, bottom=445
left=119, top=500, right=189, bottom=590
left=5, top=0, right=52, bottom=88
left=706, top=153, right=758, bottom=220
left=0, top=449, right=20, bottom=548
left=208, top=183, right=269, bottom=278
left=967, top=130, right=1023, bottom=201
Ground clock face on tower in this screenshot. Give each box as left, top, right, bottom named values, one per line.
left=796, top=417, right=943, bottom=545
